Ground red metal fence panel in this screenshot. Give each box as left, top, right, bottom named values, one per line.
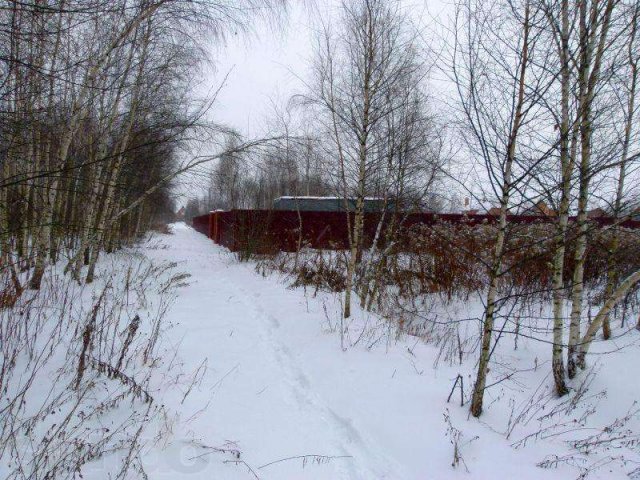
left=192, top=209, right=640, bottom=252
left=192, top=213, right=210, bottom=236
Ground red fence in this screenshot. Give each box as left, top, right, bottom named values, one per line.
left=192, top=210, right=640, bottom=253
left=192, top=214, right=210, bottom=237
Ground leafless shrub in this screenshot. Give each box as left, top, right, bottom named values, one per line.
left=510, top=367, right=604, bottom=447
left=537, top=454, right=630, bottom=479
left=569, top=403, right=640, bottom=456
left=0, top=252, right=193, bottom=479
left=443, top=409, right=477, bottom=473
left=256, top=250, right=348, bottom=294
left=506, top=366, right=640, bottom=478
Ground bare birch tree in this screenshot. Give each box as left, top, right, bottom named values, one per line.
left=450, top=0, right=542, bottom=416
left=311, top=0, right=429, bottom=320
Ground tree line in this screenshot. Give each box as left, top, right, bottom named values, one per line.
left=0, top=0, right=282, bottom=291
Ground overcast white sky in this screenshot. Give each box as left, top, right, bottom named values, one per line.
left=198, top=1, right=453, bottom=137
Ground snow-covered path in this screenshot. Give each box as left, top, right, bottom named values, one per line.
left=143, top=224, right=409, bottom=479
left=138, top=223, right=601, bottom=480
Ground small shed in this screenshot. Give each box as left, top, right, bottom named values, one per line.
left=273, top=196, right=395, bottom=212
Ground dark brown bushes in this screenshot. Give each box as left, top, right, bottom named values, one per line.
left=395, top=221, right=640, bottom=301
left=255, top=218, right=640, bottom=309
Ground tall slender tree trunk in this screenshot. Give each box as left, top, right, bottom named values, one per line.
left=551, top=0, right=571, bottom=396
left=568, top=0, right=616, bottom=363
left=470, top=1, right=530, bottom=417
left=602, top=6, right=638, bottom=339
left=344, top=30, right=372, bottom=320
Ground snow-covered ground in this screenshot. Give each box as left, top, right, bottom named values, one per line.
left=81, top=222, right=636, bottom=480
